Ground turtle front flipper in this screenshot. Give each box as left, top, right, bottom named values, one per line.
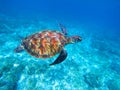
left=59, top=23, right=68, bottom=35
left=14, top=45, right=24, bottom=53
left=50, top=49, right=67, bottom=66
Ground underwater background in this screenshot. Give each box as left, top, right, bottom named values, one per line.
left=0, top=0, right=120, bottom=90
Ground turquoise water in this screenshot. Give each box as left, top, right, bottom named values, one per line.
left=0, top=0, right=120, bottom=90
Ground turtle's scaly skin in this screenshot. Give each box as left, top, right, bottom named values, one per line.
left=22, top=30, right=67, bottom=58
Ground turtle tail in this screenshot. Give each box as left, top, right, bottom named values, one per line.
left=14, top=45, right=24, bottom=53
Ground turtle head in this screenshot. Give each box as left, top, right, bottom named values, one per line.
left=67, top=36, right=82, bottom=44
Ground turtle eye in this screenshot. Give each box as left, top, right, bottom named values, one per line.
left=77, top=36, right=82, bottom=41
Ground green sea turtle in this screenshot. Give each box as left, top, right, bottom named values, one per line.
left=14, top=24, right=82, bottom=65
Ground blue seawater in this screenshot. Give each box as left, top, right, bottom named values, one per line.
left=0, top=0, right=120, bottom=90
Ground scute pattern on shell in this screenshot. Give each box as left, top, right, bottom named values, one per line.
left=22, top=30, right=67, bottom=58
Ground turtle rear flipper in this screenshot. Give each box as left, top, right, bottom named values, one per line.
left=50, top=49, right=67, bottom=66
left=14, top=45, right=24, bottom=53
